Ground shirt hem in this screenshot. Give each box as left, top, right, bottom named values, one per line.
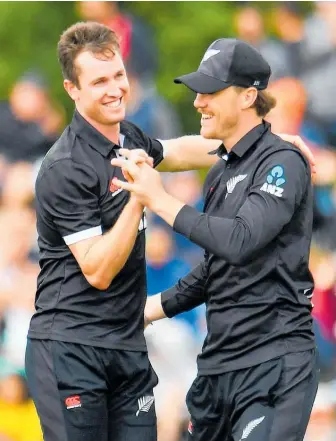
left=27, top=331, right=147, bottom=352
left=197, top=341, right=316, bottom=375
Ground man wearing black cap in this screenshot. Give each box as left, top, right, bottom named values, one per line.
left=112, top=38, right=318, bottom=441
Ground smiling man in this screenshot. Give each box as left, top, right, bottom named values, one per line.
left=24, top=22, right=226, bottom=441
left=112, top=38, right=318, bottom=441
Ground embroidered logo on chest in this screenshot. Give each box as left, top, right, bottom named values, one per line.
left=226, top=174, right=247, bottom=195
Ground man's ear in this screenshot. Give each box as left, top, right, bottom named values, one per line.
left=241, top=87, right=258, bottom=110
left=63, top=79, right=79, bottom=102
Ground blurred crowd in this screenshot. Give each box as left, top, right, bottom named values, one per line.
left=0, top=2, right=336, bottom=441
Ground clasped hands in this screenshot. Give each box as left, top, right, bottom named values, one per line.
left=111, top=149, right=164, bottom=209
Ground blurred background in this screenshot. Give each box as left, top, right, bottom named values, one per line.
left=0, top=1, right=335, bottom=440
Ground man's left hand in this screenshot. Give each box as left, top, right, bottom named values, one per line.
left=278, top=134, right=316, bottom=176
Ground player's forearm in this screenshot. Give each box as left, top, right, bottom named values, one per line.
left=157, top=136, right=220, bottom=172
left=149, top=192, right=257, bottom=266
left=145, top=294, right=167, bottom=324
left=83, top=198, right=144, bottom=290
left=160, top=263, right=208, bottom=317
left=172, top=204, right=256, bottom=265
left=148, top=191, right=185, bottom=227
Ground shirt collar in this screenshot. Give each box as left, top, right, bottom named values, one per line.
left=209, top=120, right=270, bottom=159
left=70, top=109, right=120, bottom=158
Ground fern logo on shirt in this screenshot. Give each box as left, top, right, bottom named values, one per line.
left=226, top=174, right=247, bottom=196
left=136, top=395, right=155, bottom=416
left=240, top=416, right=265, bottom=440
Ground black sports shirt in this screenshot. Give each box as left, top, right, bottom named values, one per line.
left=162, top=121, right=316, bottom=374
left=28, top=110, right=164, bottom=351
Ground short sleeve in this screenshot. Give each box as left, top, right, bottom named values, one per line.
left=141, top=135, right=164, bottom=168
left=125, top=121, right=164, bottom=168
left=36, top=160, right=102, bottom=245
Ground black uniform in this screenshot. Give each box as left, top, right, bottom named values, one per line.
left=162, top=122, right=318, bottom=441
left=25, top=110, right=164, bottom=441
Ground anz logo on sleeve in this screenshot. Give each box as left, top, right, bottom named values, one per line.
left=260, top=165, right=286, bottom=198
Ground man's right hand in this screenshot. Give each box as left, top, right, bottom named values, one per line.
left=144, top=294, right=167, bottom=328
left=144, top=314, right=152, bottom=329
left=114, top=149, right=154, bottom=183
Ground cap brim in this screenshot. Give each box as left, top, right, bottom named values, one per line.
left=174, top=71, right=231, bottom=94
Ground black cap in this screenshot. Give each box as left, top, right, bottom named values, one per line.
left=174, top=38, right=271, bottom=94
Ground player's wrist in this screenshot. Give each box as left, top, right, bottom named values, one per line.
left=128, top=194, right=144, bottom=212
left=147, top=188, right=168, bottom=212
left=144, top=314, right=153, bottom=328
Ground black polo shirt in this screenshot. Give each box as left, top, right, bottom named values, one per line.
left=28, top=110, right=164, bottom=351
left=162, top=121, right=316, bottom=374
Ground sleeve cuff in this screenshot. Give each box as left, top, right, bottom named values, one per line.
left=63, top=225, right=102, bottom=245
left=161, top=286, right=181, bottom=318
left=173, top=204, right=202, bottom=238
left=152, top=139, right=165, bottom=168
left=157, top=139, right=168, bottom=158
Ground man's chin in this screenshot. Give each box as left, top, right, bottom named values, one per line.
left=200, top=127, right=216, bottom=139
left=100, top=108, right=126, bottom=125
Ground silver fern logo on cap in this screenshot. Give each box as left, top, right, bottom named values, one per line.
left=201, top=49, right=220, bottom=64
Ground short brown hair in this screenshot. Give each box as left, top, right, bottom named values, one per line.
left=57, top=21, right=120, bottom=88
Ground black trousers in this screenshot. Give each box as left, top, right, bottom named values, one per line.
left=186, top=350, right=318, bottom=441
left=25, top=338, right=158, bottom=441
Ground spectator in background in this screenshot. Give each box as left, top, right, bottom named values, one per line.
left=272, top=1, right=306, bottom=78
left=267, top=77, right=336, bottom=248
left=309, top=247, right=336, bottom=376
left=126, top=68, right=182, bottom=139
left=273, top=1, right=336, bottom=147
left=0, top=70, right=63, bottom=166
left=145, top=181, right=205, bottom=441
left=162, top=172, right=203, bottom=266
left=266, top=77, right=308, bottom=136
left=0, top=208, right=40, bottom=441
left=146, top=226, right=201, bottom=441
left=77, top=1, right=157, bottom=84
left=146, top=225, right=199, bottom=333
left=234, top=6, right=291, bottom=80
left=145, top=319, right=198, bottom=441
left=299, top=1, right=336, bottom=147
left=0, top=162, right=38, bottom=209
left=0, top=373, right=43, bottom=441
left=307, top=246, right=336, bottom=441
left=0, top=208, right=38, bottom=378
left=0, top=71, right=64, bottom=210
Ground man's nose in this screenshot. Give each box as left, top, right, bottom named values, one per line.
left=194, top=93, right=205, bottom=108
left=106, top=85, right=122, bottom=97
